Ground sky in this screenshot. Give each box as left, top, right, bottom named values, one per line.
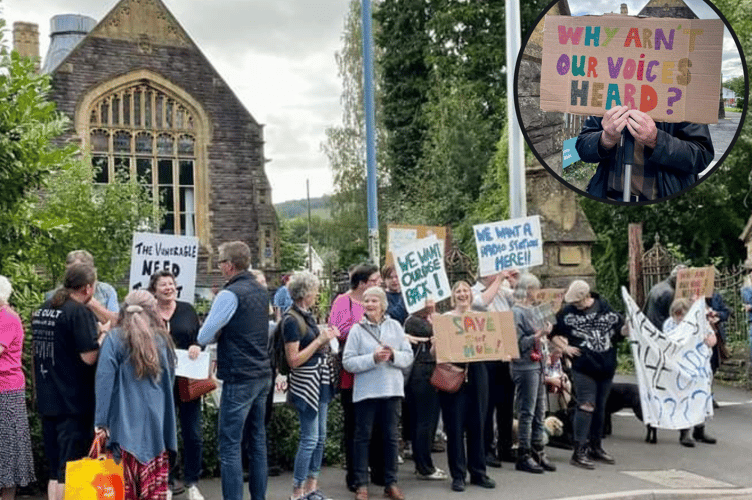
left=2, top=0, right=745, bottom=204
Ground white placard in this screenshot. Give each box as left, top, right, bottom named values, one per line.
left=393, top=235, right=451, bottom=314
left=388, top=227, right=419, bottom=254
left=622, top=287, right=713, bottom=430
left=174, top=349, right=211, bottom=379
left=129, top=232, right=199, bottom=303
left=473, top=216, right=543, bottom=277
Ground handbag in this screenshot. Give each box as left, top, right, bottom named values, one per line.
left=430, top=363, right=467, bottom=393
left=64, top=434, right=124, bottom=499
left=177, top=375, right=217, bottom=402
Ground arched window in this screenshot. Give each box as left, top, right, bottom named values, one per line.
left=88, top=82, right=197, bottom=236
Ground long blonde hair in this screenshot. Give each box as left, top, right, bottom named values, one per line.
left=120, top=290, right=175, bottom=380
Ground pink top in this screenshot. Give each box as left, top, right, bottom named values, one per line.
left=328, top=293, right=365, bottom=390
left=0, top=306, right=26, bottom=392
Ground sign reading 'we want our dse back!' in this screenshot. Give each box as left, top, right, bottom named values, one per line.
left=540, top=15, right=724, bottom=124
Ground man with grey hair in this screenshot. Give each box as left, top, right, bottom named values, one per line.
left=197, top=241, right=271, bottom=500
left=644, top=264, right=687, bottom=330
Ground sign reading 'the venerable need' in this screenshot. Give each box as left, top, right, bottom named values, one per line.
left=540, top=15, right=724, bottom=124
left=129, top=232, right=199, bottom=304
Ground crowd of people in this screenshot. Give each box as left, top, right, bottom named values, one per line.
left=0, top=243, right=739, bottom=500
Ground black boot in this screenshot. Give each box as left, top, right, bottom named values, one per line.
left=692, top=425, right=716, bottom=444
left=587, top=443, right=615, bottom=464
left=516, top=448, right=544, bottom=473
left=570, top=444, right=595, bottom=470
left=532, top=444, right=556, bottom=471
left=680, top=429, right=695, bottom=447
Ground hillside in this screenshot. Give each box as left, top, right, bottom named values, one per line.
left=275, top=195, right=331, bottom=220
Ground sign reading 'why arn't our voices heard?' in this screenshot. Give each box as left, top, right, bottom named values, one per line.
left=393, top=236, right=452, bottom=314
left=129, top=232, right=199, bottom=304
left=433, top=311, right=519, bottom=364
left=474, top=216, right=543, bottom=277
left=540, top=15, right=724, bottom=124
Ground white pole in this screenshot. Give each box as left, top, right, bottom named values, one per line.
left=506, top=0, right=526, bottom=218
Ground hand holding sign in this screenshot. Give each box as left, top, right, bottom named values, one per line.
left=600, top=105, right=629, bottom=148
left=626, top=109, right=657, bottom=148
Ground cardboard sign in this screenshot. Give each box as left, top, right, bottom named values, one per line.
left=434, top=311, right=519, bottom=363
left=534, top=288, right=566, bottom=315
left=563, top=137, right=581, bottom=168
left=473, top=216, right=543, bottom=277
left=393, top=236, right=452, bottom=314
left=129, top=232, right=199, bottom=303
left=386, top=224, right=447, bottom=267
left=675, top=266, right=714, bottom=299
left=540, top=15, right=724, bottom=124
left=622, top=287, right=712, bottom=429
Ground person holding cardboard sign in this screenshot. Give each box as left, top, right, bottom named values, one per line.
left=575, top=105, right=713, bottom=202
left=437, top=281, right=496, bottom=493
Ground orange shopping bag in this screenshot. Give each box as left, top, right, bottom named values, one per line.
left=65, top=434, right=124, bottom=500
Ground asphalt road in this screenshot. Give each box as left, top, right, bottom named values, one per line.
left=23, top=374, right=751, bottom=500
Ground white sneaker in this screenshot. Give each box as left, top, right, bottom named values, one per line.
left=166, top=490, right=173, bottom=500
left=416, top=467, right=448, bottom=480
left=186, top=485, right=205, bottom=500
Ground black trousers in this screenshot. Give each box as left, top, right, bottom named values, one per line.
left=341, top=388, right=385, bottom=487
left=438, top=363, right=488, bottom=482
left=353, top=397, right=401, bottom=488
left=406, top=362, right=440, bottom=475
left=484, top=361, right=515, bottom=457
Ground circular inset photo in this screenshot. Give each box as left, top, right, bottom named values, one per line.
left=514, top=0, right=748, bottom=205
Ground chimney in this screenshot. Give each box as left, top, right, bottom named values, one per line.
left=621, top=3, right=629, bottom=14
left=13, top=22, right=40, bottom=61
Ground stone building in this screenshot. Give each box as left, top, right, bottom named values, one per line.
left=13, top=0, right=278, bottom=288
left=517, top=0, right=597, bottom=288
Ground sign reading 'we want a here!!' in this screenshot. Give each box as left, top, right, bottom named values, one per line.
left=540, top=15, right=723, bottom=124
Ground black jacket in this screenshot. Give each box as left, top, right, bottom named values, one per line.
left=575, top=116, right=714, bottom=200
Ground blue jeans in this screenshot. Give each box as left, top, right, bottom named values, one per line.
left=293, top=399, right=329, bottom=488
left=512, top=368, right=546, bottom=450
left=218, top=377, right=272, bottom=500
left=175, top=396, right=203, bottom=485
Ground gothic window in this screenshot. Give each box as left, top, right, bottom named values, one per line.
left=88, top=82, right=197, bottom=236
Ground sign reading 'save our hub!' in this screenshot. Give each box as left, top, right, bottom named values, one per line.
left=129, top=232, right=199, bottom=304
left=540, top=15, right=724, bottom=124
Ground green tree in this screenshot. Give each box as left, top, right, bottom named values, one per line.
left=722, top=75, right=745, bottom=97
left=278, top=218, right=307, bottom=272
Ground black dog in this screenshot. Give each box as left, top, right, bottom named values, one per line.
left=604, top=382, right=657, bottom=443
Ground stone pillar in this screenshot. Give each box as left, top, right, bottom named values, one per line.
left=517, top=3, right=597, bottom=289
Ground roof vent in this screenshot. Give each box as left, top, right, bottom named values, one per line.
left=41, top=14, right=97, bottom=74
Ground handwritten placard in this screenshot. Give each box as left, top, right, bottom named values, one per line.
left=433, top=311, right=519, bottom=363
left=129, top=232, right=199, bottom=303
left=675, top=266, right=714, bottom=299
left=622, top=288, right=712, bottom=429
left=534, top=288, right=566, bottom=314
left=473, top=216, right=543, bottom=277
left=393, top=236, right=451, bottom=314
left=540, top=15, right=724, bottom=123
left=386, top=224, right=447, bottom=267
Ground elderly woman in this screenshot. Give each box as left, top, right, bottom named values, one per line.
left=0, top=276, right=36, bottom=500
left=95, top=290, right=177, bottom=500
left=551, top=280, right=625, bottom=470
left=148, top=270, right=205, bottom=500
left=437, top=281, right=495, bottom=492
left=328, top=263, right=381, bottom=491
left=283, top=272, right=339, bottom=500
left=343, top=286, right=413, bottom=500
left=511, top=273, right=555, bottom=474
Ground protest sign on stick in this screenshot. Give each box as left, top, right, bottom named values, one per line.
left=473, top=216, right=543, bottom=277
left=129, top=232, right=199, bottom=303
left=393, top=236, right=451, bottom=314
left=540, top=15, right=724, bottom=124
left=621, top=287, right=713, bottom=430
left=433, top=311, right=519, bottom=364
left=534, top=288, right=566, bottom=315
left=675, top=266, right=714, bottom=299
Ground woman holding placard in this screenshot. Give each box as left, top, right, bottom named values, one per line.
left=437, top=281, right=495, bottom=492
left=343, top=285, right=413, bottom=500
left=149, top=270, right=205, bottom=500
left=510, top=273, right=555, bottom=474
